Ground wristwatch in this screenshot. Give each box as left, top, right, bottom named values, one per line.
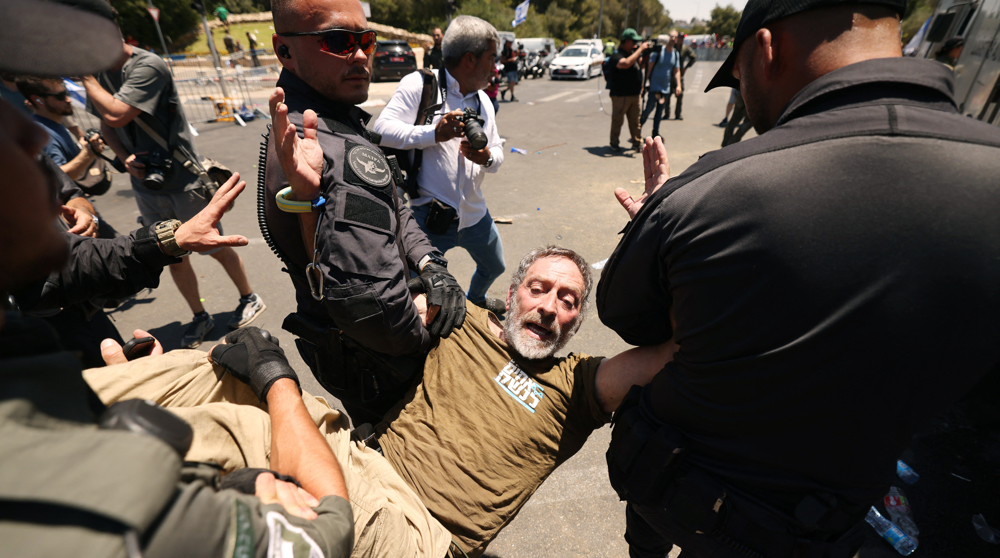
left=418, top=252, right=449, bottom=271
left=154, top=219, right=190, bottom=257
left=484, top=155, right=495, bottom=169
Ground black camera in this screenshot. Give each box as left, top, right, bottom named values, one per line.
left=137, top=149, right=174, bottom=190
left=455, top=108, right=488, bottom=150
left=84, top=127, right=103, bottom=142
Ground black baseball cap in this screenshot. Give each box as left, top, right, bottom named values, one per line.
left=705, top=0, right=908, bottom=92
left=1, top=0, right=123, bottom=77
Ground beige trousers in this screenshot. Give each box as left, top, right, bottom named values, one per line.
left=83, top=350, right=453, bottom=558
left=610, top=94, right=642, bottom=147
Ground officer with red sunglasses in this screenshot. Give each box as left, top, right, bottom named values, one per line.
left=264, top=0, right=465, bottom=426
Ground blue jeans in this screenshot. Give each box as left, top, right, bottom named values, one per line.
left=640, top=90, right=669, bottom=137
left=410, top=204, right=506, bottom=303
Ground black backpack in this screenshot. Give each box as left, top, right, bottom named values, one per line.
left=379, top=69, right=441, bottom=199
left=603, top=56, right=615, bottom=89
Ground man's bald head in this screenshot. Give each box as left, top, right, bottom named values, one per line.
left=734, top=3, right=902, bottom=134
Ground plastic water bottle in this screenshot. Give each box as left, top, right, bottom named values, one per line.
left=884, top=486, right=920, bottom=537
left=866, top=506, right=918, bottom=556
left=896, top=460, right=919, bottom=484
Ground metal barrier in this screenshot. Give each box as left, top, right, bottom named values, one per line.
left=691, top=47, right=733, bottom=62
left=168, top=52, right=280, bottom=125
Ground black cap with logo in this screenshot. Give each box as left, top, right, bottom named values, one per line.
left=705, top=0, right=909, bottom=92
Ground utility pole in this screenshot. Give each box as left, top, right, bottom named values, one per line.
left=191, top=2, right=230, bottom=97
left=146, top=1, right=171, bottom=57
left=625, top=0, right=630, bottom=32
left=446, top=0, right=456, bottom=26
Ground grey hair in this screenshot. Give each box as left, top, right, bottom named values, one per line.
left=442, top=16, right=500, bottom=68
left=508, top=246, right=594, bottom=319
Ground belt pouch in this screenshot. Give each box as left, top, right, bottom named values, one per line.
left=424, top=198, right=457, bottom=235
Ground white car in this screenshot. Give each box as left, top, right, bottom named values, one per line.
left=549, top=46, right=603, bottom=80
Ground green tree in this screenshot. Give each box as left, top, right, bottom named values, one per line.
left=112, top=0, right=201, bottom=53
left=708, top=3, right=741, bottom=38
left=901, top=0, right=939, bottom=43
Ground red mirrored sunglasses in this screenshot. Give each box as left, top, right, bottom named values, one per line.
left=276, top=28, right=378, bottom=56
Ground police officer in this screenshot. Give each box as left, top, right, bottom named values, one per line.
left=264, top=0, right=465, bottom=425
left=0, top=2, right=354, bottom=556
left=599, top=1, right=1000, bottom=556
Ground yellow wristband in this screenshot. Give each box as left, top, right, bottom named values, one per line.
left=276, top=186, right=324, bottom=213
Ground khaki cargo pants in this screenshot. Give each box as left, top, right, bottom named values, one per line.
left=83, top=350, right=453, bottom=558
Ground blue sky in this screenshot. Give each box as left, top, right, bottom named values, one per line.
left=657, top=0, right=748, bottom=22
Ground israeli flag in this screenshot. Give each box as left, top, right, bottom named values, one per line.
left=512, top=0, right=529, bottom=28
left=63, top=78, right=87, bottom=110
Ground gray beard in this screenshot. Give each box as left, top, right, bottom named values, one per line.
left=502, top=295, right=574, bottom=360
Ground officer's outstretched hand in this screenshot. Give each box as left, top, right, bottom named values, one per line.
left=210, top=327, right=300, bottom=402
left=270, top=87, right=323, bottom=202
left=407, top=262, right=466, bottom=338
left=175, top=172, right=250, bottom=251
left=615, top=136, right=671, bottom=219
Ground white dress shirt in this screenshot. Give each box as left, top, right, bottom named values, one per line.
left=374, top=69, right=504, bottom=230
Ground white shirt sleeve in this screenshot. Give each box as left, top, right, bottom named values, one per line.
left=479, top=90, right=504, bottom=173
left=373, top=71, right=439, bottom=150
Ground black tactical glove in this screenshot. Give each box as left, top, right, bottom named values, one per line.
left=407, top=261, right=467, bottom=338
left=210, top=327, right=299, bottom=401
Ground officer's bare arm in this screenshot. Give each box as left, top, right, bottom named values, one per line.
left=594, top=338, right=679, bottom=414
left=267, top=378, right=349, bottom=501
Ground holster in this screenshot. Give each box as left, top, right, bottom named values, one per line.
left=607, top=385, right=688, bottom=505
left=282, top=312, right=422, bottom=406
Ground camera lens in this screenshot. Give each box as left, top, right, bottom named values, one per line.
left=464, top=120, right=488, bottom=150
left=143, top=169, right=166, bottom=190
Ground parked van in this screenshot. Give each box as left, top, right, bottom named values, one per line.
left=518, top=37, right=556, bottom=55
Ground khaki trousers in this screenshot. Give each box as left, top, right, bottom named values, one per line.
left=83, top=350, right=453, bottom=558
left=610, top=94, right=642, bottom=147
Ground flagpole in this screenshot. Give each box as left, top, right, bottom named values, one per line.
left=597, top=0, right=604, bottom=39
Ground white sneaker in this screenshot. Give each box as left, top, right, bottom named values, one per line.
left=228, top=293, right=266, bottom=329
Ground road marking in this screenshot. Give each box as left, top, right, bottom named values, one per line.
left=537, top=90, right=575, bottom=102
left=689, top=68, right=704, bottom=92
left=565, top=91, right=598, bottom=103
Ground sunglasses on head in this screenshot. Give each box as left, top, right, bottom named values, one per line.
left=276, top=28, right=378, bottom=56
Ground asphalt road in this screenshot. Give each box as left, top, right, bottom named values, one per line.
left=88, top=61, right=999, bottom=557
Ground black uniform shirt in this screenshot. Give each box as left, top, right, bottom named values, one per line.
left=608, top=46, right=643, bottom=97
left=264, top=70, right=436, bottom=357
left=597, top=58, right=1000, bottom=510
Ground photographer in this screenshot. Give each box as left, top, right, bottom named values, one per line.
left=375, top=15, right=507, bottom=316
left=83, top=32, right=265, bottom=349
left=608, top=28, right=650, bottom=152
left=16, top=76, right=107, bottom=188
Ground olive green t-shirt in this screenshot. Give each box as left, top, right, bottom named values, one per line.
left=376, top=307, right=607, bottom=557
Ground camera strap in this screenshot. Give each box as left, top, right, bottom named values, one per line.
left=132, top=116, right=218, bottom=195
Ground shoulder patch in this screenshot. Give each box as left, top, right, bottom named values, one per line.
left=228, top=499, right=255, bottom=558
left=265, top=511, right=325, bottom=558
left=346, top=145, right=392, bottom=188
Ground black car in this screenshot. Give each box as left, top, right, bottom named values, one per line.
left=372, top=40, right=417, bottom=82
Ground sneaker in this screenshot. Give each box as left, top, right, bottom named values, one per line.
left=675, top=114, right=683, bottom=120
left=181, top=313, right=215, bottom=349
left=500, top=90, right=507, bottom=101
left=718, top=118, right=728, bottom=127
left=473, top=297, right=507, bottom=319
left=610, top=145, right=622, bottom=152
left=228, top=293, right=267, bottom=329
left=511, top=96, right=519, bottom=102
left=630, top=140, right=642, bottom=151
